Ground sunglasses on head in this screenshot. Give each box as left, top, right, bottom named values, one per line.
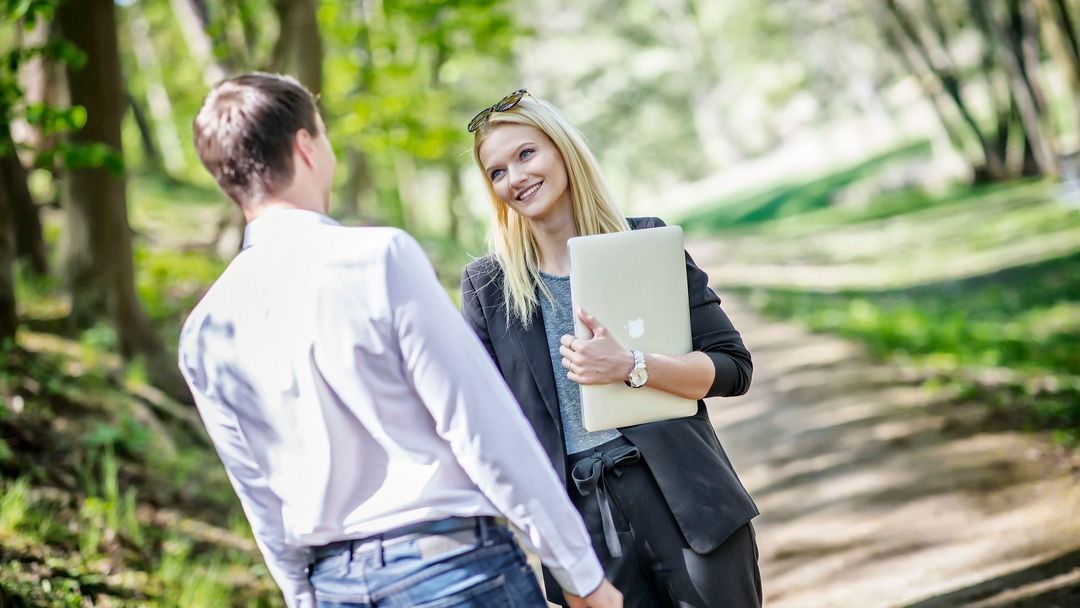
left=467, top=89, right=529, bottom=133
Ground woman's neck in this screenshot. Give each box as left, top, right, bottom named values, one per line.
left=531, top=209, right=578, bottom=276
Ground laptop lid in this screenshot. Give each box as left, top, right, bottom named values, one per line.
left=568, top=225, right=696, bottom=431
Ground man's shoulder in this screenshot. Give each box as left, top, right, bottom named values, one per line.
left=318, top=224, right=410, bottom=255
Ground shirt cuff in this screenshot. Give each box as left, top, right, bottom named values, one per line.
left=289, top=591, right=316, bottom=608
left=546, top=550, right=605, bottom=597
left=284, top=582, right=316, bottom=608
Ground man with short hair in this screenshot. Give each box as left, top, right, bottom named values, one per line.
left=180, top=72, right=621, bottom=608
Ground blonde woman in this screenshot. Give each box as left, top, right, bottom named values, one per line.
left=460, top=90, right=762, bottom=607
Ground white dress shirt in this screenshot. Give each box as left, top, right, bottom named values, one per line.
left=178, top=209, right=603, bottom=607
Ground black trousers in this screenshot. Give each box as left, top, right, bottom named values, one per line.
left=546, top=435, right=762, bottom=608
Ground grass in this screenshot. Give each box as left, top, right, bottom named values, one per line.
left=0, top=341, right=280, bottom=606
left=679, top=139, right=933, bottom=234
left=691, top=141, right=1080, bottom=443
left=2, top=172, right=282, bottom=604
left=744, top=252, right=1080, bottom=434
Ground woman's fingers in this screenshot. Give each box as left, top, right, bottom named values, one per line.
left=560, top=344, right=585, bottom=360
left=577, top=307, right=607, bottom=337
left=566, top=370, right=594, bottom=385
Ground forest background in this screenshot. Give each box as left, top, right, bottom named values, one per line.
left=1, top=0, right=1078, bottom=605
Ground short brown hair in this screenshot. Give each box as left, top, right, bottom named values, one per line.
left=193, top=72, right=319, bottom=206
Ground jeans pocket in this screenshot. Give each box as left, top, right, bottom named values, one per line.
left=409, top=573, right=511, bottom=608
left=310, top=552, right=351, bottom=580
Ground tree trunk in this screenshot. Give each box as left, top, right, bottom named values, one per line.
left=214, top=206, right=245, bottom=260
left=128, top=6, right=186, bottom=176
left=271, top=0, right=323, bottom=95
left=393, top=154, right=417, bottom=231
left=966, top=0, right=1013, bottom=163
left=339, top=146, right=374, bottom=220
left=15, top=17, right=67, bottom=156
left=1039, top=0, right=1080, bottom=139
left=212, top=0, right=323, bottom=258
left=995, top=0, right=1056, bottom=175
left=884, top=0, right=1006, bottom=179
left=444, top=161, right=462, bottom=245
left=127, top=91, right=162, bottom=172
left=170, top=0, right=227, bottom=86
left=653, top=0, right=745, bottom=167
left=0, top=129, right=48, bottom=275
left=57, top=0, right=188, bottom=400
left=870, top=1, right=978, bottom=168
left=1050, top=0, right=1080, bottom=73
left=0, top=155, right=18, bottom=345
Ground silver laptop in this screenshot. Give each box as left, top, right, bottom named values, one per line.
left=568, top=225, right=696, bottom=431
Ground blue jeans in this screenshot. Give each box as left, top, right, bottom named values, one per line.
left=309, top=517, right=548, bottom=607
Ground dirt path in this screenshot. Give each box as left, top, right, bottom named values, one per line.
left=705, top=294, right=1080, bottom=607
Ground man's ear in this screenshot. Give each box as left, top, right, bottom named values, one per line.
left=294, top=128, right=317, bottom=169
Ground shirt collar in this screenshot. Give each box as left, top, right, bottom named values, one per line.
left=242, top=208, right=340, bottom=250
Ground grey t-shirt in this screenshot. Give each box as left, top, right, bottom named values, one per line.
left=538, top=272, right=622, bottom=454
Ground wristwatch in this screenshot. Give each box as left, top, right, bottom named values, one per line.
left=625, top=350, right=648, bottom=388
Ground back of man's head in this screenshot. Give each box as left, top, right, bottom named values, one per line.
left=193, top=72, right=319, bottom=207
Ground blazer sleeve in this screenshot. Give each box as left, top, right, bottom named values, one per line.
left=642, top=216, right=753, bottom=398
left=689, top=262, right=753, bottom=398
left=460, top=264, right=502, bottom=372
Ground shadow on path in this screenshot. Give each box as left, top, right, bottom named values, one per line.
left=694, top=287, right=1080, bottom=608
left=902, top=549, right=1080, bottom=608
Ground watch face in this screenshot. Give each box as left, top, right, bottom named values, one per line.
left=629, top=367, right=648, bottom=387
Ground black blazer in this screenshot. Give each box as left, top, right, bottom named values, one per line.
left=460, top=216, right=758, bottom=553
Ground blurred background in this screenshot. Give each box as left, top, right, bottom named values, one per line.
left=0, top=0, right=1078, bottom=605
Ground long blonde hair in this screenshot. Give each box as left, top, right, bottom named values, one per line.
left=472, top=95, right=629, bottom=325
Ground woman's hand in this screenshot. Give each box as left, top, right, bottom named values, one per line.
left=559, top=308, right=634, bottom=385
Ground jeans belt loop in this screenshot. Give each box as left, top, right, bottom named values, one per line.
left=373, top=537, right=384, bottom=568
left=478, top=515, right=491, bottom=546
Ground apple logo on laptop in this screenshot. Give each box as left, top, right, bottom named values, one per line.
left=625, top=318, right=646, bottom=339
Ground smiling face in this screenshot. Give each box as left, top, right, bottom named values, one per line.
left=478, top=123, right=572, bottom=224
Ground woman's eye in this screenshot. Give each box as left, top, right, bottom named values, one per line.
left=520, top=148, right=535, bottom=160
left=490, top=168, right=505, bottom=181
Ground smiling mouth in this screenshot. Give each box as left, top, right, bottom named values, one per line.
left=517, top=182, right=542, bottom=201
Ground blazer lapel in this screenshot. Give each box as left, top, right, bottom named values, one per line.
left=512, top=310, right=563, bottom=432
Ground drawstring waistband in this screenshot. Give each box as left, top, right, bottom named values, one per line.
left=570, top=443, right=641, bottom=558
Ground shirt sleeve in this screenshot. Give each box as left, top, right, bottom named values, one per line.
left=385, top=233, right=604, bottom=597
left=178, top=326, right=316, bottom=608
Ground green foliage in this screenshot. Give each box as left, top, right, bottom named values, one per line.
left=319, top=0, right=519, bottom=232
left=0, top=438, right=12, bottom=464
left=78, top=321, right=118, bottom=353
left=0, top=476, right=31, bottom=536
left=750, top=251, right=1080, bottom=434
left=155, top=538, right=233, bottom=607
left=40, top=140, right=125, bottom=175
left=2, top=0, right=61, bottom=26
left=22, top=102, right=85, bottom=137
left=0, top=0, right=119, bottom=180
left=680, top=140, right=933, bottom=233
left=82, top=416, right=150, bottom=457
left=322, top=0, right=519, bottom=156
left=135, top=247, right=225, bottom=323
left=0, top=340, right=275, bottom=605
left=0, top=476, right=71, bottom=551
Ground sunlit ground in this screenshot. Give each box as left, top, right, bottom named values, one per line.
left=703, top=298, right=1080, bottom=608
